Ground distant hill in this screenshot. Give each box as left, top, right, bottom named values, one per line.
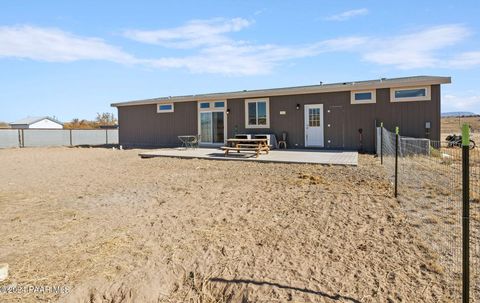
left=442, top=111, right=478, bottom=117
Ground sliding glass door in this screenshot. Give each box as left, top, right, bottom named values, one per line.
left=198, top=101, right=226, bottom=145
left=200, top=111, right=224, bottom=144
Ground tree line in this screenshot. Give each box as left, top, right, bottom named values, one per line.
left=63, top=112, right=117, bottom=129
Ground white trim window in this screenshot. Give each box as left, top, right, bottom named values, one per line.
left=157, top=103, right=174, bottom=113
left=198, top=100, right=226, bottom=111
left=199, top=102, right=210, bottom=109
left=391, top=86, right=431, bottom=102
left=351, top=90, right=376, bottom=104
left=245, top=98, right=270, bottom=128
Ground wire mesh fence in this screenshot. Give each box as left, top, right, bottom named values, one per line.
left=378, top=126, right=479, bottom=302
left=469, top=149, right=480, bottom=302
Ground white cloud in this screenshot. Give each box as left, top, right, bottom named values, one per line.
left=0, top=21, right=366, bottom=75
left=123, top=18, right=366, bottom=75
left=0, top=25, right=136, bottom=63
left=443, top=94, right=480, bottom=112
left=1, top=21, right=480, bottom=76
left=126, top=20, right=477, bottom=74
left=123, top=18, right=252, bottom=48
left=144, top=36, right=366, bottom=75
left=362, top=24, right=470, bottom=69
left=447, top=51, right=480, bottom=68
left=324, top=8, right=369, bottom=21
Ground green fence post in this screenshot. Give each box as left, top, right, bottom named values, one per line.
left=462, top=123, right=470, bottom=303
left=395, top=126, right=399, bottom=197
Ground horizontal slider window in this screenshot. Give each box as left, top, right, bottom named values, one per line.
left=351, top=90, right=376, bottom=104
left=157, top=103, right=174, bottom=113
left=391, top=86, right=431, bottom=102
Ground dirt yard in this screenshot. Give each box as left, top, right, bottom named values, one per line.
left=442, top=116, right=480, bottom=145
left=442, top=116, right=480, bottom=134
left=0, top=147, right=456, bottom=302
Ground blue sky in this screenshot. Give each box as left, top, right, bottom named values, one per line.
left=1, top=0, right=480, bottom=122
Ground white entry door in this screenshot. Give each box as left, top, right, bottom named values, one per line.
left=304, top=104, right=324, bottom=147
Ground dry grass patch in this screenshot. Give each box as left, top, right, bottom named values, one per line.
left=423, top=216, right=439, bottom=225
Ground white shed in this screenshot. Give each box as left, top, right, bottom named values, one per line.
left=9, top=116, right=63, bottom=129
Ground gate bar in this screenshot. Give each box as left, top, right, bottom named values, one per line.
left=461, top=124, right=470, bottom=303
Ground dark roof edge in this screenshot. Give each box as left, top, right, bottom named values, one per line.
left=111, top=75, right=451, bottom=107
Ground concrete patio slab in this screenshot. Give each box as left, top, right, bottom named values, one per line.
left=139, top=148, right=358, bottom=166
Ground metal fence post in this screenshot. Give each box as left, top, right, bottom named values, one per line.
left=17, top=129, right=21, bottom=148
left=380, top=122, right=384, bottom=165
left=395, top=126, right=399, bottom=198
left=461, top=123, right=470, bottom=303
left=105, top=129, right=108, bottom=145
left=21, top=129, right=24, bottom=148
left=69, top=129, right=73, bottom=146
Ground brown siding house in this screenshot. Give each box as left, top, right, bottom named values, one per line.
left=112, top=76, right=450, bottom=152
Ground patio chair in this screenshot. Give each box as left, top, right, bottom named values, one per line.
left=278, top=132, right=287, bottom=149
left=178, top=135, right=199, bottom=149
left=190, top=135, right=200, bottom=149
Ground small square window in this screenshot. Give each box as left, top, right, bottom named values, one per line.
left=200, top=102, right=210, bottom=109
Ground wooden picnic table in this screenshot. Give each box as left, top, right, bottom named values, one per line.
left=221, top=138, right=269, bottom=158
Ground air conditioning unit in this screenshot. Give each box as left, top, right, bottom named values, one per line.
left=235, top=134, right=252, bottom=139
